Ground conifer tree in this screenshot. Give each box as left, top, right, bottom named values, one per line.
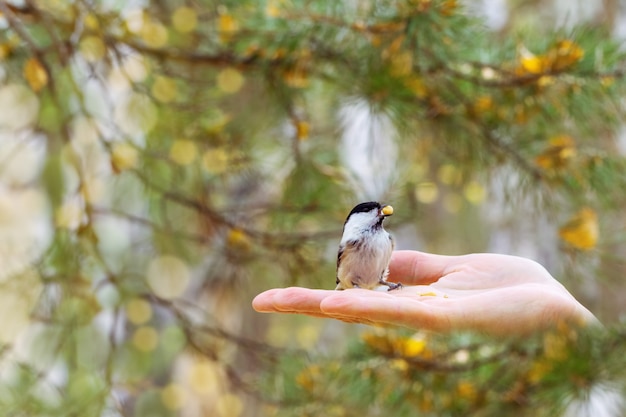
left=0, top=1, right=625, bottom=416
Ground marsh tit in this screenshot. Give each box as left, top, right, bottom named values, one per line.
left=335, top=201, right=401, bottom=291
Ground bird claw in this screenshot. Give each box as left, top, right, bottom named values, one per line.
left=380, top=280, right=402, bottom=291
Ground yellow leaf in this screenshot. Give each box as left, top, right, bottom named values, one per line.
left=535, top=135, right=576, bottom=170
left=415, top=182, right=439, bottom=204
left=370, top=22, right=406, bottom=34
left=537, top=75, right=554, bottom=87
left=0, top=43, right=12, bottom=60
left=399, top=336, right=427, bottom=357
left=266, top=6, right=281, bottom=17
left=267, top=47, right=286, bottom=60
left=456, top=380, right=477, bottom=401
left=216, top=394, right=243, bottom=417
left=146, top=255, right=191, bottom=299
left=23, top=58, right=48, bottom=92
left=389, top=50, right=413, bottom=77
left=161, top=383, right=188, bottom=411
left=80, top=176, right=106, bottom=204
left=122, top=55, right=150, bottom=82
left=600, top=76, right=615, bottom=87
left=202, top=148, right=229, bottom=174
left=189, top=361, right=222, bottom=394
left=519, top=51, right=545, bottom=75
left=369, top=34, right=382, bottom=47
left=440, top=0, right=458, bottom=16
left=362, top=331, right=429, bottom=359
left=382, top=35, right=406, bottom=59
left=266, top=0, right=283, bottom=17
left=217, top=68, right=245, bottom=93
left=463, top=181, right=486, bottom=205
left=276, top=49, right=311, bottom=88
left=559, top=208, right=598, bottom=250
left=404, top=77, right=427, bottom=98
left=218, top=14, right=239, bottom=42
left=79, top=35, right=106, bottom=62
left=205, top=110, right=232, bottom=133
left=419, top=390, right=434, bottom=413
left=351, top=21, right=367, bottom=31
left=151, top=75, right=177, bottom=103
left=473, top=95, right=493, bottom=113
left=390, top=358, right=409, bottom=371
left=55, top=199, right=83, bottom=230
left=169, top=139, right=198, bottom=165
left=227, top=228, right=251, bottom=251
left=126, top=298, right=152, bottom=325
left=543, top=331, right=569, bottom=361
left=172, top=6, right=197, bottom=33
left=219, top=14, right=238, bottom=32
left=551, top=39, right=584, bottom=71
left=361, top=331, right=394, bottom=354
left=437, top=163, right=460, bottom=185
left=242, top=44, right=263, bottom=59
left=282, top=67, right=309, bottom=88
left=132, top=326, right=159, bottom=352
left=83, top=13, right=100, bottom=31
left=528, top=359, right=553, bottom=384
left=517, top=40, right=584, bottom=77
left=141, top=20, right=168, bottom=48
left=111, top=142, right=139, bottom=173
left=114, top=92, right=157, bottom=136
left=295, top=365, right=321, bottom=392
left=295, top=120, right=309, bottom=140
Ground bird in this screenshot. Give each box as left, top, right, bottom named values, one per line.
left=335, top=201, right=401, bottom=291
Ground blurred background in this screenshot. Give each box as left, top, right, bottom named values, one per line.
left=1, top=0, right=626, bottom=416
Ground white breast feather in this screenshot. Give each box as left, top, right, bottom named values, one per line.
left=336, top=225, right=393, bottom=290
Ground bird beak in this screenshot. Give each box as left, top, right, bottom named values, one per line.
left=381, top=205, right=394, bottom=216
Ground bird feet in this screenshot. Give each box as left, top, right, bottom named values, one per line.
left=379, top=280, right=402, bottom=291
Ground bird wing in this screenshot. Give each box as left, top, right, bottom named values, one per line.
left=337, top=244, right=345, bottom=269
left=336, top=239, right=359, bottom=284
left=336, top=243, right=346, bottom=284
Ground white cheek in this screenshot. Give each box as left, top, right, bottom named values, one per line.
left=340, top=212, right=379, bottom=244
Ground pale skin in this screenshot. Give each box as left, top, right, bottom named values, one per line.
left=252, top=251, right=599, bottom=337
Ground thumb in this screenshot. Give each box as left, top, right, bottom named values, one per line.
left=388, top=250, right=456, bottom=285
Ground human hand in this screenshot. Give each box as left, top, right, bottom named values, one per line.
left=252, top=251, right=599, bottom=336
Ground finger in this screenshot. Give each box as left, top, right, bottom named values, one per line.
left=388, top=250, right=458, bottom=285
left=252, top=288, right=283, bottom=312
left=252, top=287, right=334, bottom=316
left=319, top=290, right=453, bottom=332
left=326, top=315, right=377, bottom=326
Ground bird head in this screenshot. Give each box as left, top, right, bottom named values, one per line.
left=343, top=201, right=393, bottom=234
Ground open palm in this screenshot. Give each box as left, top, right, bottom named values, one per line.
left=252, top=251, right=598, bottom=336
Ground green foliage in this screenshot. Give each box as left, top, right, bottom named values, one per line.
left=1, top=0, right=626, bottom=416
left=265, top=326, right=626, bottom=417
